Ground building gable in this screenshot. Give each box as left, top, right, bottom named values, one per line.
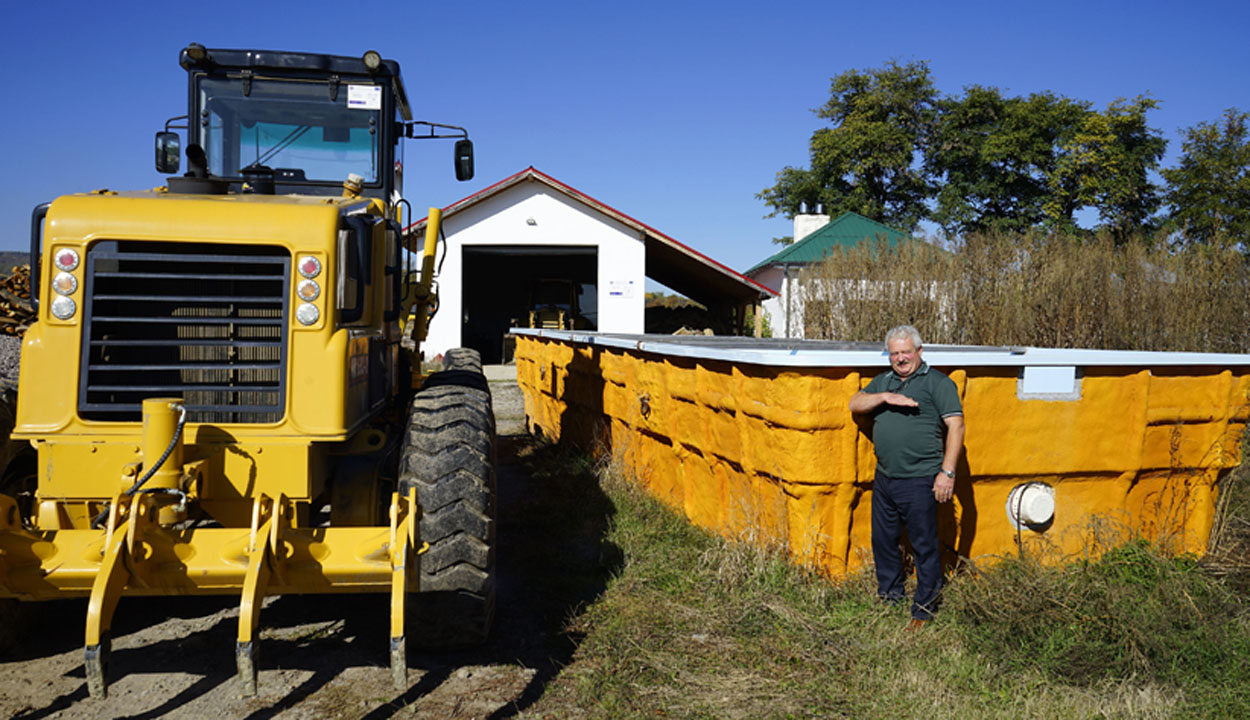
left=409, top=167, right=773, bottom=307
left=745, top=211, right=908, bottom=274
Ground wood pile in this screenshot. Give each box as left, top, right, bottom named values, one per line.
left=0, top=266, right=34, bottom=336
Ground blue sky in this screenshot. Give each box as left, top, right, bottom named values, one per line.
left=3, top=0, right=1247, bottom=279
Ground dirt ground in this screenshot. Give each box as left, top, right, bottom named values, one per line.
left=1, top=371, right=612, bottom=719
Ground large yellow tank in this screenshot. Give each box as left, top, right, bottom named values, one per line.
left=514, top=330, right=1250, bottom=575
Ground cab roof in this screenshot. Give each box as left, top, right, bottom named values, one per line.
left=178, top=45, right=412, bottom=121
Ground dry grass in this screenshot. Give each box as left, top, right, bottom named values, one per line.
left=523, top=448, right=1250, bottom=719
left=803, top=231, right=1250, bottom=352
left=1206, top=431, right=1250, bottom=598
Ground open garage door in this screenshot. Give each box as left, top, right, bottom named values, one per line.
left=461, top=246, right=597, bottom=364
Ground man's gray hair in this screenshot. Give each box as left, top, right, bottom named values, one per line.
left=885, top=325, right=923, bottom=350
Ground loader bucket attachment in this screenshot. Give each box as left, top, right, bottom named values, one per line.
left=0, top=488, right=423, bottom=698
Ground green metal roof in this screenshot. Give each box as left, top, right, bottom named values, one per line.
left=746, top=212, right=910, bottom=273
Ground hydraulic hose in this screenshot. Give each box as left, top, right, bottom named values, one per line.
left=90, top=402, right=188, bottom=528
left=124, top=402, right=188, bottom=496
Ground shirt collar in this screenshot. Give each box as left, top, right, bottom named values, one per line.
left=890, top=362, right=930, bottom=381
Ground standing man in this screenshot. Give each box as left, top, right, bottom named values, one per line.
left=849, top=325, right=964, bottom=628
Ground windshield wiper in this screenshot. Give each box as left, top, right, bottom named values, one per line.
left=248, top=125, right=312, bottom=170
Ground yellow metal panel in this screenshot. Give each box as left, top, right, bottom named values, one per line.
left=15, top=320, right=78, bottom=433
left=16, top=191, right=375, bottom=441
left=288, top=327, right=350, bottom=433
left=1, top=525, right=399, bottom=599
left=37, top=436, right=323, bottom=526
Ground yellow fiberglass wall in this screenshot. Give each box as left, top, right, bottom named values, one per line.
left=515, top=335, right=1250, bottom=576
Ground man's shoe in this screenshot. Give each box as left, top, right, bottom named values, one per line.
left=905, top=618, right=928, bottom=631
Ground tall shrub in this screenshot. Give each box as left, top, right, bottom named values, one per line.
left=803, top=232, right=1250, bottom=351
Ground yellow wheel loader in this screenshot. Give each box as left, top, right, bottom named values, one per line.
left=0, top=44, right=495, bottom=698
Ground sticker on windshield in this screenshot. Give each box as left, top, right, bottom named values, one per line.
left=347, top=84, right=382, bottom=110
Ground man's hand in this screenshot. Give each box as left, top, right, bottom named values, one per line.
left=879, top=392, right=918, bottom=408
left=848, top=390, right=918, bottom=413
left=933, top=473, right=955, bottom=503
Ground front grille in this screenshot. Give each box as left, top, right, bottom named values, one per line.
left=78, top=241, right=290, bottom=423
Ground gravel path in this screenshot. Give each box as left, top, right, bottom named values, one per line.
left=488, top=365, right=527, bottom=436
left=0, top=335, right=19, bottom=390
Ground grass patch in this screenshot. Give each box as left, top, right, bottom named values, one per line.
left=947, top=543, right=1250, bottom=715
left=523, top=447, right=1250, bottom=720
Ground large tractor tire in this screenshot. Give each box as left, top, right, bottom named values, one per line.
left=400, top=350, right=496, bottom=648
left=0, top=388, right=38, bottom=655
left=442, top=347, right=483, bottom=374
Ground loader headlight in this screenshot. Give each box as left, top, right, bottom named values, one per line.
left=296, top=302, right=320, bottom=326
left=54, top=248, right=80, bottom=272
left=363, top=50, right=382, bottom=72
left=52, top=271, right=78, bottom=296
left=50, top=295, right=76, bottom=320
left=297, top=279, right=320, bottom=301
left=298, top=255, right=322, bottom=278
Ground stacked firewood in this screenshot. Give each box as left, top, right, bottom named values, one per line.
left=0, top=266, right=34, bottom=336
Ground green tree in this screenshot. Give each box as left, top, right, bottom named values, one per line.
left=1162, top=108, right=1250, bottom=247
left=1046, top=97, right=1167, bottom=240
left=926, top=88, right=1088, bottom=237
left=758, top=60, right=937, bottom=233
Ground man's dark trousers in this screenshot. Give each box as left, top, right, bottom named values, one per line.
left=871, top=470, right=941, bottom=620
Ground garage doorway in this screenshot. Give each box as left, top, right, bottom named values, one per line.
left=461, top=246, right=598, bottom=364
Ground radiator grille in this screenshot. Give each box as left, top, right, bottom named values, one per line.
left=78, top=241, right=290, bottom=423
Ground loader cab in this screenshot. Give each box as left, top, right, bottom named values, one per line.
left=157, top=45, right=473, bottom=200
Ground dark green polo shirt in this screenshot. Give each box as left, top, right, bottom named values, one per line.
left=863, top=362, right=962, bottom=477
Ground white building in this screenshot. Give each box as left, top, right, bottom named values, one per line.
left=744, top=211, right=908, bottom=339
left=406, top=168, right=772, bottom=362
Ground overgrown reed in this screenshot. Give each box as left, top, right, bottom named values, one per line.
left=802, top=232, right=1250, bottom=352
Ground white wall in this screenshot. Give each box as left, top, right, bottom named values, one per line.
left=748, top=213, right=829, bottom=339
left=423, top=182, right=646, bottom=359
left=751, top=265, right=804, bottom=339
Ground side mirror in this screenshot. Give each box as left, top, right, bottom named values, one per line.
left=454, top=139, right=474, bottom=181
left=156, top=131, right=181, bottom=174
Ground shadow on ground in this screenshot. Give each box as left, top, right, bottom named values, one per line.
left=9, top=431, right=619, bottom=719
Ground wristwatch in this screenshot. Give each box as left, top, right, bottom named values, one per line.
left=940, top=468, right=956, bottom=479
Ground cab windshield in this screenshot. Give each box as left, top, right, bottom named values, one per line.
left=197, top=76, right=380, bottom=184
